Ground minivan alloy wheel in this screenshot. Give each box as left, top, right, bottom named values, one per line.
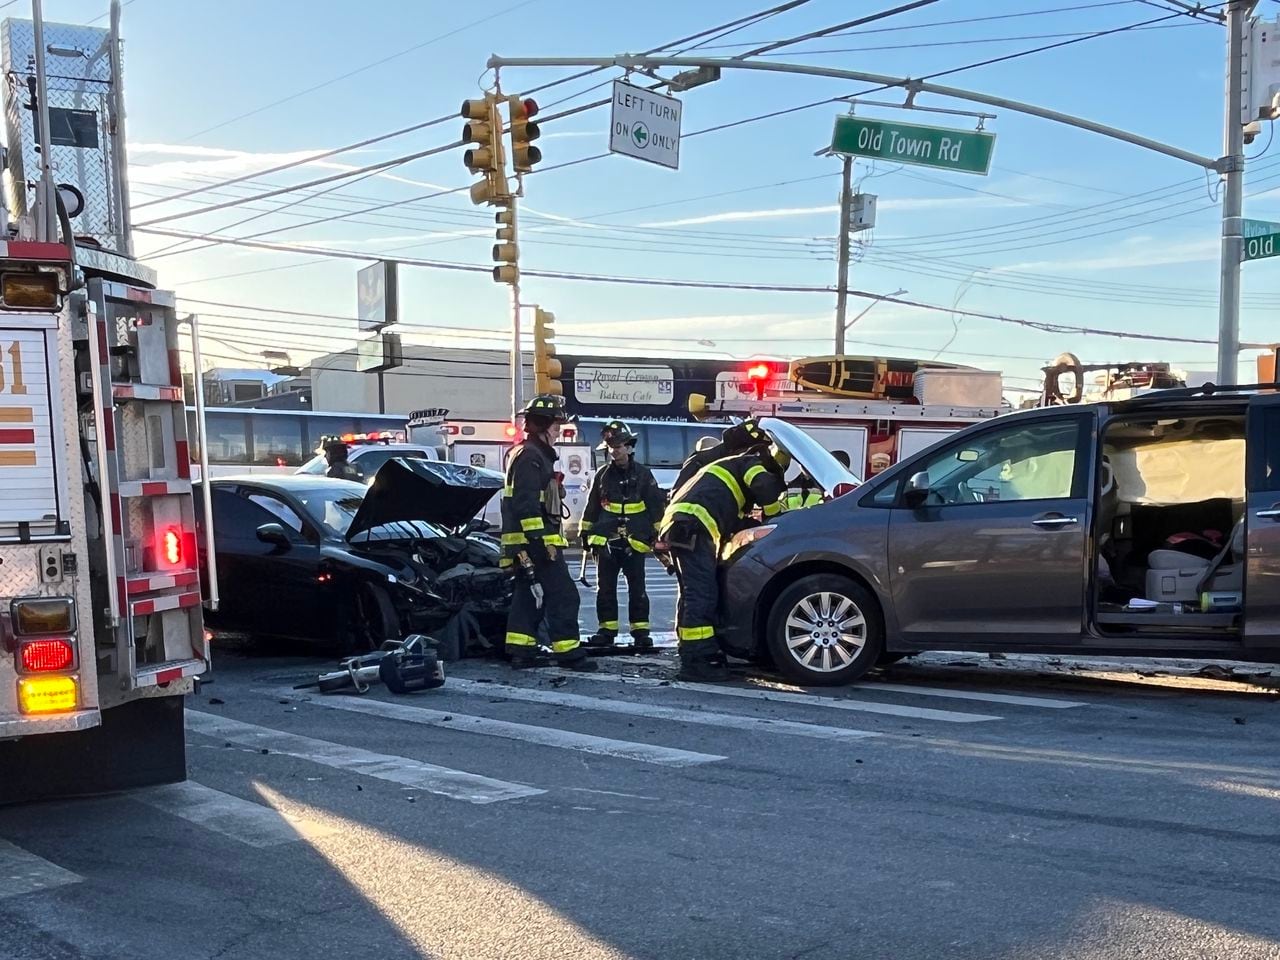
left=784, top=591, right=866, bottom=673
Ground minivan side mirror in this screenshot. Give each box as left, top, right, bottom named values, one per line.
left=903, top=472, right=931, bottom=508
left=256, top=522, right=291, bottom=548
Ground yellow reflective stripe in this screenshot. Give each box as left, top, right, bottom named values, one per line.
left=502, top=485, right=514, bottom=497
left=663, top=502, right=721, bottom=545
left=539, top=491, right=546, bottom=503
left=622, top=502, right=646, bottom=514
left=603, top=502, right=624, bottom=514
left=706, top=464, right=745, bottom=512
left=498, top=557, right=513, bottom=568
left=762, top=501, right=783, bottom=517
left=744, top=464, right=767, bottom=486
left=678, top=625, right=715, bottom=641
left=587, top=535, right=608, bottom=546
left=501, top=532, right=528, bottom=545
left=601, top=620, right=619, bottom=630
left=505, top=632, right=537, bottom=647
left=551, top=638, right=580, bottom=653
left=545, top=535, right=568, bottom=547
left=628, top=538, right=651, bottom=554
left=580, top=521, right=593, bottom=531
left=632, top=621, right=650, bottom=629
left=521, top=516, right=545, bottom=531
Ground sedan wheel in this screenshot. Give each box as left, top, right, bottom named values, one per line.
left=765, top=574, right=884, bottom=686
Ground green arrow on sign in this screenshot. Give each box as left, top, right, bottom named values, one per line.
left=831, top=116, right=996, bottom=176
left=1244, top=218, right=1280, bottom=262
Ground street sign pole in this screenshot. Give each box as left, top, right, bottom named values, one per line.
left=1217, top=0, right=1253, bottom=385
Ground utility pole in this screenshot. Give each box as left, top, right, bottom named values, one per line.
left=834, top=155, right=853, bottom=356
left=1217, top=0, right=1254, bottom=385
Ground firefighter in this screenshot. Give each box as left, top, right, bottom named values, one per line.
left=581, top=420, right=665, bottom=650
left=324, top=440, right=363, bottom=481
left=669, top=417, right=769, bottom=499
left=500, top=394, right=596, bottom=672
left=783, top=476, right=823, bottom=511
left=657, top=442, right=791, bottom=681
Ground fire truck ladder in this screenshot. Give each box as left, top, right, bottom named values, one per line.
left=82, top=279, right=206, bottom=699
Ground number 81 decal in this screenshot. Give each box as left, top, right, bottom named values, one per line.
left=0, top=340, right=28, bottom=395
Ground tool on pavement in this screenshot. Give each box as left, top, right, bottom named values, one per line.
left=295, top=635, right=446, bottom=695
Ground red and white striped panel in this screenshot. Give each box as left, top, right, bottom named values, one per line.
left=126, top=570, right=199, bottom=596
left=117, top=478, right=192, bottom=498
left=130, top=591, right=201, bottom=617
left=101, top=280, right=176, bottom=307
left=0, top=240, right=72, bottom=262
left=112, top=383, right=183, bottom=402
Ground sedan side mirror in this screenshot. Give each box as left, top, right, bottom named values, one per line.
left=903, top=472, right=931, bottom=508
left=256, top=522, right=291, bottom=548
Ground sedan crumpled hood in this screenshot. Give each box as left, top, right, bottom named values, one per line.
left=345, top=458, right=504, bottom=539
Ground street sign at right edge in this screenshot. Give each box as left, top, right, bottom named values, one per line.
left=831, top=116, right=996, bottom=176
left=1244, top=218, right=1280, bottom=261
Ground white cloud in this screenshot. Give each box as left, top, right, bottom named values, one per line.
left=640, top=195, right=1021, bottom=228
left=995, top=237, right=1220, bottom=273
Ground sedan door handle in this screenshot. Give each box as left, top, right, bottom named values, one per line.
left=1032, top=516, right=1079, bottom=529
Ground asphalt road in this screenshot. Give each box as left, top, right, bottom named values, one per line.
left=2, top=635, right=1279, bottom=960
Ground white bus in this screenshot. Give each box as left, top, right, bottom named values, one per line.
left=577, top=417, right=723, bottom=492
left=185, top=406, right=412, bottom=478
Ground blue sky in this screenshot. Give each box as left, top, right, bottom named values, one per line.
left=32, top=0, right=1280, bottom=393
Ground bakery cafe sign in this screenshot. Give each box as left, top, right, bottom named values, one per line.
left=574, top=365, right=674, bottom=405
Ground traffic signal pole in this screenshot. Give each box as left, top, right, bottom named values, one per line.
left=1217, top=0, right=1253, bottom=385
left=509, top=198, right=523, bottom=420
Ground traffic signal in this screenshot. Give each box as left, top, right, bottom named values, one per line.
left=493, top=208, right=518, bottom=285
left=461, top=95, right=507, bottom=206
left=508, top=97, right=542, bottom=174
left=746, top=362, right=771, bottom=400
left=533, top=307, right=562, bottom=396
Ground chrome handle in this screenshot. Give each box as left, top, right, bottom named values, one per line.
left=1257, top=509, right=1280, bottom=520
left=1033, top=517, right=1079, bottom=528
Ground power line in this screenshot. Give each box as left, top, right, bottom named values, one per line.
left=730, top=0, right=945, bottom=59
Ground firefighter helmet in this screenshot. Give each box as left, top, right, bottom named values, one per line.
left=765, top=443, right=792, bottom=474
left=521, top=393, right=572, bottom=427
left=721, top=416, right=768, bottom=453
left=596, top=419, right=637, bottom=450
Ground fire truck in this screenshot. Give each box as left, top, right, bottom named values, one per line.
left=690, top=356, right=1008, bottom=478
left=0, top=12, right=211, bottom=804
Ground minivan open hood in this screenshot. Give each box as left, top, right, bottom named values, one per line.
left=345, top=458, right=504, bottom=539
left=757, top=417, right=861, bottom=492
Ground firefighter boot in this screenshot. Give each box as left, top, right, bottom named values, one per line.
left=585, top=629, right=617, bottom=649
left=630, top=629, right=654, bottom=653
left=557, top=647, right=600, bottom=672
left=509, top=648, right=554, bottom=669
left=677, top=648, right=731, bottom=683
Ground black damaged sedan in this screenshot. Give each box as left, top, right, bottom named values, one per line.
left=195, top=459, right=511, bottom=651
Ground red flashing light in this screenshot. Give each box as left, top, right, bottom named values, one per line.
left=19, top=638, right=74, bottom=673
left=162, top=527, right=183, bottom=566
left=561, top=425, right=577, bottom=441
left=443, top=425, right=460, bottom=436
left=746, top=362, right=771, bottom=400
left=504, top=424, right=518, bottom=438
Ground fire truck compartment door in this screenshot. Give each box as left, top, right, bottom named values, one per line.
left=0, top=326, right=65, bottom=538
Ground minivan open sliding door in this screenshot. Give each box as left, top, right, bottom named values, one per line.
left=1244, top=394, right=1280, bottom=649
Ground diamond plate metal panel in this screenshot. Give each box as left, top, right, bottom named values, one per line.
left=1, top=19, right=122, bottom=252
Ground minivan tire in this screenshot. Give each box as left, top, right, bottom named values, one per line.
left=765, top=574, right=884, bottom=686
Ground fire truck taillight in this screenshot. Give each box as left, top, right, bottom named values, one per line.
left=18, top=675, right=78, bottom=714
left=162, top=527, right=183, bottom=566
left=1, top=272, right=60, bottom=309
left=10, top=597, right=76, bottom=635
left=19, top=638, right=75, bottom=673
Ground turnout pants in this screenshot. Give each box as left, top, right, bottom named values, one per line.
left=671, top=531, right=720, bottom=663
left=595, top=548, right=650, bottom=638
left=505, top=545, right=584, bottom=660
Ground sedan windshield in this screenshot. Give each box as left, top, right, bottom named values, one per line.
left=292, top=483, right=448, bottom=541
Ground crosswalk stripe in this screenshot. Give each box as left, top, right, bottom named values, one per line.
left=0, top=838, right=81, bottom=900
left=557, top=672, right=1002, bottom=723
left=134, top=781, right=338, bottom=847
left=186, top=711, right=543, bottom=805
left=293, top=692, right=725, bottom=767
left=448, top=679, right=880, bottom=742
left=851, top=682, right=1086, bottom=709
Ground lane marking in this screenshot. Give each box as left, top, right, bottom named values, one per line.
left=134, top=781, right=338, bottom=847
left=0, top=838, right=81, bottom=900
left=186, top=711, right=543, bottom=805
left=447, top=679, right=879, bottom=742
left=555, top=672, right=1001, bottom=723
left=851, top=681, right=1085, bottom=709
left=292, top=692, right=725, bottom=767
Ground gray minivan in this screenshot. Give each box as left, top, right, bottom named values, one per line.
left=721, top=392, right=1280, bottom=685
